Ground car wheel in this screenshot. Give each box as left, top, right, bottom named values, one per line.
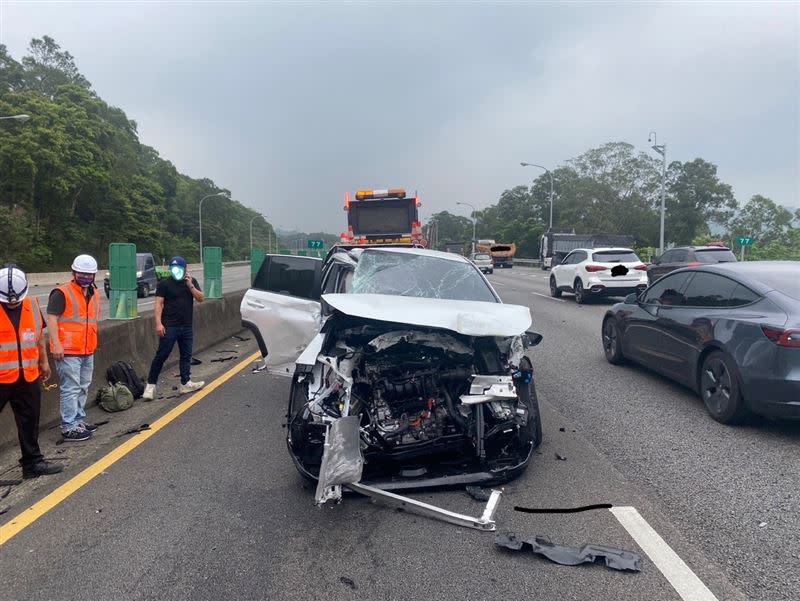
left=549, top=276, right=562, bottom=298
left=488, top=269, right=493, bottom=274
left=574, top=279, right=586, bottom=304
left=602, top=318, right=625, bottom=364
left=699, top=351, right=748, bottom=424
left=141, top=283, right=150, bottom=298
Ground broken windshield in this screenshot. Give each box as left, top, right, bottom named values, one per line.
left=351, top=250, right=498, bottom=303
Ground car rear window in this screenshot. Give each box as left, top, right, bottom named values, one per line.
left=696, top=249, right=736, bottom=263
left=474, top=254, right=491, bottom=260
left=591, top=251, right=639, bottom=263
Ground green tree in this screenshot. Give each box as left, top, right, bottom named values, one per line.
left=667, top=158, right=737, bottom=245
left=21, top=36, right=90, bottom=98
left=426, top=211, right=473, bottom=250
left=728, top=195, right=794, bottom=248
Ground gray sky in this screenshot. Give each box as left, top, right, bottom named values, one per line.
left=2, top=1, right=798, bottom=232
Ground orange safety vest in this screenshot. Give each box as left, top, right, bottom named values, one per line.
left=0, top=297, right=43, bottom=384
left=50, top=281, right=100, bottom=355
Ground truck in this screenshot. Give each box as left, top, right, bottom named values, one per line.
left=476, top=239, right=516, bottom=269
left=339, top=188, right=426, bottom=247
left=539, top=231, right=635, bottom=270
left=443, top=242, right=466, bottom=255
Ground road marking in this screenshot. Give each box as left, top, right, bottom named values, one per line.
left=610, top=506, right=719, bottom=601
left=492, top=282, right=506, bottom=286
left=531, top=291, right=565, bottom=302
left=0, top=350, right=262, bottom=546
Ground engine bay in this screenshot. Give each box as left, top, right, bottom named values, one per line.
left=287, top=315, right=539, bottom=487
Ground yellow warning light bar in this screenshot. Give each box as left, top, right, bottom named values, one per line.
left=355, top=188, right=406, bottom=200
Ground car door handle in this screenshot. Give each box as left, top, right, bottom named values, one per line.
left=246, top=300, right=265, bottom=309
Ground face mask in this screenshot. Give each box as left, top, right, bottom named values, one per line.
left=170, top=266, right=185, bottom=281
left=75, top=274, right=95, bottom=288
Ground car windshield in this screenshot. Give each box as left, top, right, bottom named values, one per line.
left=474, top=254, right=491, bottom=260
left=351, top=250, right=498, bottom=302
left=592, top=250, right=639, bottom=263
left=136, top=256, right=146, bottom=269
left=696, top=249, right=736, bottom=263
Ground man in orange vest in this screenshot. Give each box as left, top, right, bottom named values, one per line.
left=46, top=254, right=100, bottom=442
left=0, top=265, right=63, bottom=478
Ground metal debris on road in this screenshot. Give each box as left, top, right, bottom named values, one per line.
left=555, top=453, right=568, bottom=461
left=339, top=577, right=357, bottom=590
left=1, top=485, right=11, bottom=499
left=495, top=531, right=643, bottom=572
left=119, top=424, right=151, bottom=437
left=211, top=356, right=237, bottom=363
left=514, top=503, right=612, bottom=514
left=232, top=335, right=250, bottom=341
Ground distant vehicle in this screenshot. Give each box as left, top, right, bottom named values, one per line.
left=444, top=242, right=466, bottom=255
left=476, top=240, right=516, bottom=269
left=550, top=247, right=648, bottom=304
left=103, top=252, right=157, bottom=299
left=647, top=244, right=737, bottom=283
left=339, top=188, right=426, bottom=247
left=539, top=231, right=635, bottom=270
left=602, top=261, right=800, bottom=424
left=469, top=252, right=494, bottom=274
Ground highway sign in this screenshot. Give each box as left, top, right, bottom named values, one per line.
left=737, top=237, right=753, bottom=246
left=307, top=239, right=324, bottom=249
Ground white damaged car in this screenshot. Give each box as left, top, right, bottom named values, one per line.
left=241, top=246, right=543, bottom=491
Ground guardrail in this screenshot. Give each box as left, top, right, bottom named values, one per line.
left=513, top=258, right=542, bottom=267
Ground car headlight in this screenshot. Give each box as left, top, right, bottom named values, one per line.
left=136, top=270, right=143, bottom=278
left=105, top=272, right=110, bottom=279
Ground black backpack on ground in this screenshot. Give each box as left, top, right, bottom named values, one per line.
left=106, top=361, right=145, bottom=399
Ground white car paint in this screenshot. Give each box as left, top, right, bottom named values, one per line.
left=323, top=293, right=532, bottom=337
left=551, top=247, right=648, bottom=296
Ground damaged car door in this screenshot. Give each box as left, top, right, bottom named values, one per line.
left=241, top=255, right=324, bottom=371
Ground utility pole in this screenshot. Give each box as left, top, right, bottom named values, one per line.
left=648, top=132, right=667, bottom=256
left=520, top=162, right=554, bottom=230
left=456, top=202, right=477, bottom=254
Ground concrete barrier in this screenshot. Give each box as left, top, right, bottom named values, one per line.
left=0, top=289, right=247, bottom=452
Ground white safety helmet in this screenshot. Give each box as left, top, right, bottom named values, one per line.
left=0, top=264, right=28, bottom=304
left=71, top=254, right=98, bottom=274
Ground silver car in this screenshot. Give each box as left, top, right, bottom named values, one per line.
left=470, top=252, right=494, bottom=274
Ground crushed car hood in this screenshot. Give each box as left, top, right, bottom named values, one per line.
left=322, top=293, right=532, bottom=337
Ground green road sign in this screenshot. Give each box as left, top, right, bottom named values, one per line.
left=108, top=243, right=138, bottom=320
left=307, top=239, right=324, bottom=249
left=203, top=246, right=223, bottom=299
left=737, top=237, right=753, bottom=246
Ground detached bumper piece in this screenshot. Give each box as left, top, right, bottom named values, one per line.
left=495, top=531, right=643, bottom=572
left=347, top=483, right=502, bottom=532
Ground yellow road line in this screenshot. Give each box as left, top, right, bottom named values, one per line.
left=0, top=351, right=262, bottom=546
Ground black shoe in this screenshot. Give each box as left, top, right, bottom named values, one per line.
left=81, top=422, right=98, bottom=433
left=23, top=461, right=64, bottom=479
left=62, top=427, right=91, bottom=442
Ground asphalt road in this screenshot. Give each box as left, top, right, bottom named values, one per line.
left=1, top=268, right=797, bottom=600
left=29, top=265, right=252, bottom=321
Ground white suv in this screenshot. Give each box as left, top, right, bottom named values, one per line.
left=550, top=247, right=648, bottom=304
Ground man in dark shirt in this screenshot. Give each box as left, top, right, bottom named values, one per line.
left=142, top=256, right=205, bottom=400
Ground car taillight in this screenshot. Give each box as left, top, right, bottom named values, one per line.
left=585, top=265, right=606, bottom=272
left=687, top=261, right=700, bottom=268
left=762, top=326, right=800, bottom=348
left=633, top=264, right=648, bottom=271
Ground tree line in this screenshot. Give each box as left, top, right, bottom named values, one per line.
left=427, top=142, right=799, bottom=260
left=0, top=37, right=275, bottom=271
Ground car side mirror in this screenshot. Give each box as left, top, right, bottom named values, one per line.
left=624, top=293, right=639, bottom=305
left=524, top=330, right=543, bottom=347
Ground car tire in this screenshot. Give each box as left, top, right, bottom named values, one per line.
left=602, top=318, right=625, bottom=364
left=140, top=283, right=150, bottom=298
left=488, top=269, right=493, bottom=274
left=549, top=276, right=562, bottom=298
left=574, top=279, right=586, bottom=304
left=699, top=351, right=748, bottom=425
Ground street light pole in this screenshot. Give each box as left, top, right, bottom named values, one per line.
left=249, top=214, right=264, bottom=255
left=520, top=162, right=554, bottom=230
left=198, top=192, right=228, bottom=261
left=648, top=131, right=667, bottom=256
left=456, top=202, right=477, bottom=254
left=0, top=114, right=30, bottom=122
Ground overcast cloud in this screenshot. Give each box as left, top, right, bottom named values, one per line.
left=1, top=1, right=798, bottom=231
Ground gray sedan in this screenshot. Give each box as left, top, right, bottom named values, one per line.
left=601, top=261, right=799, bottom=423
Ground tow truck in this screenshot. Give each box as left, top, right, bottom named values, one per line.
left=339, top=188, right=426, bottom=247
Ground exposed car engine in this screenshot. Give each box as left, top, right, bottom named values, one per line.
left=287, top=316, right=540, bottom=485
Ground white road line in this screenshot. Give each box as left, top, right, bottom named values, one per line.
left=531, top=291, right=565, bottom=302
left=610, top=507, right=719, bottom=601
left=492, top=282, right=506, bottom=286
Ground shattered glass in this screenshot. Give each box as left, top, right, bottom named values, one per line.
left=351, top=249, right=497, bottom=303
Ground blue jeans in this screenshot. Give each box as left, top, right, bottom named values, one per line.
left=147, top=326, right=194, bottom=386
left=56, top=355, right=94, bottom=432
